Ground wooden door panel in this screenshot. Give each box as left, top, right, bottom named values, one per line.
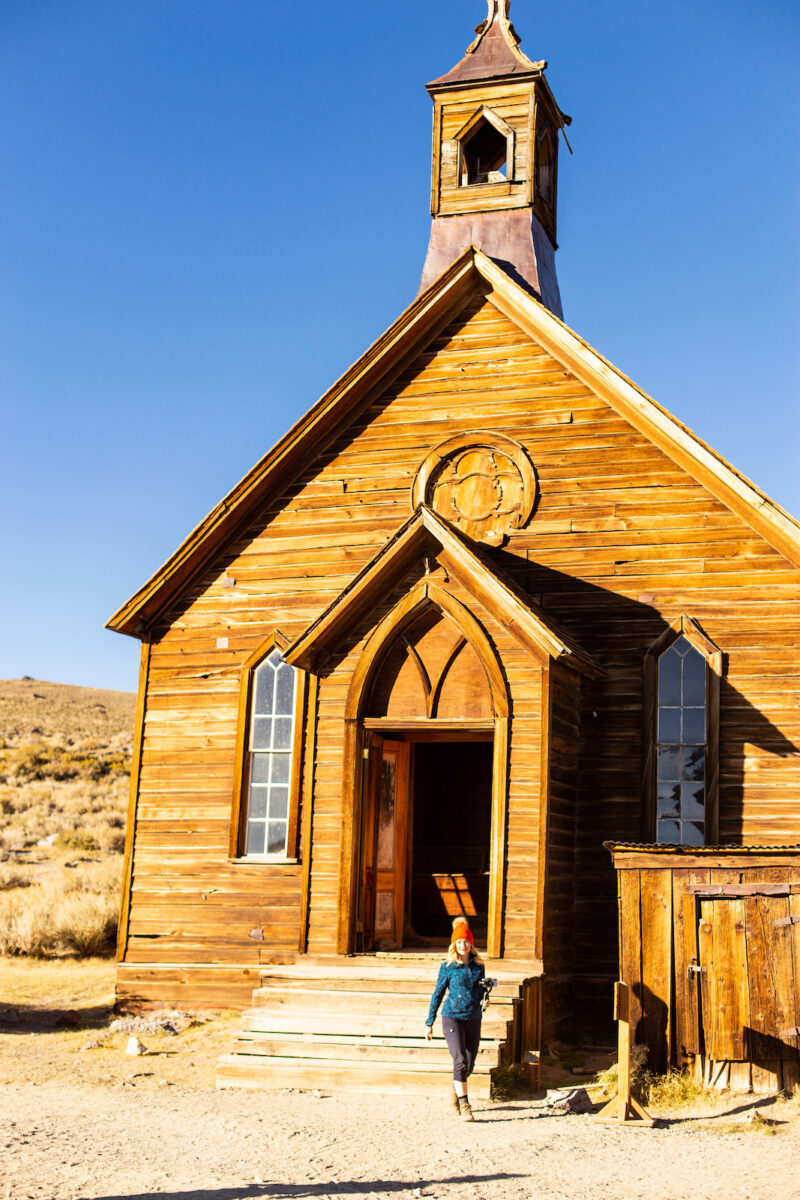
left=365, top=739, right=409, bottom=949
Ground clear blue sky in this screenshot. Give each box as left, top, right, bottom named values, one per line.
left=2, top=0, right=798, bottom=693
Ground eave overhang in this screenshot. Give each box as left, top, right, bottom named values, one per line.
left=283, top=505, right=602, bottom=679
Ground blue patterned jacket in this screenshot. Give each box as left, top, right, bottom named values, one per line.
left=426, top=958, right=485, bottom=1025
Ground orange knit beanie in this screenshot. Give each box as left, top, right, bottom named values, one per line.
left=451, top=919, right=474, bottom=947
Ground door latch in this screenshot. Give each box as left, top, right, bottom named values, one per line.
left=687, top=960, right=705, bottom=980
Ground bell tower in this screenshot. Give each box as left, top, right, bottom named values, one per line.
left=419, top=0, right=570, bottom=318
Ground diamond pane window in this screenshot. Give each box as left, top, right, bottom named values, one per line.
left=656, top=636, right=707, bottom=845
left=244, top=649, right=297, bottom=857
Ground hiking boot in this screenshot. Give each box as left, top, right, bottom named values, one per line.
left=450, top=1088, right=460, bottom=1112
left=458, top=1097, right=474, bottom=1121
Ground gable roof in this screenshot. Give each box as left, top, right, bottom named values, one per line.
left=283, top=505, right=601, bottom=678
left=107, top=246, right=800, bottom=638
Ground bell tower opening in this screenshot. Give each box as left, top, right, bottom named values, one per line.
left=462, top=117, right=508, bottom=184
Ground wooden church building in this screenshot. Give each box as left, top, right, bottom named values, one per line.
left=109, top=2, right=800, bottom=1093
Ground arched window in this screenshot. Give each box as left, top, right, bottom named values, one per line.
left=644, top=617, right=723, bottom=845
left=655, top=636, right=707, bottom=846
left=231, top=636, right=306, bottom=861
left=244, top=650, right=297, bottom=856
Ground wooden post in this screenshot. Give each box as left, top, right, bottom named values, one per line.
left=593, top=982, right=655, bottom=1126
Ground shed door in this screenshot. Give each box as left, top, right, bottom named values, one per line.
left=698, top=895, right=800, bottom=1062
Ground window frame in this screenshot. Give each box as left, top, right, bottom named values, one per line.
left=230, top=631, right=307, bottom=863
left=453, top=106, right=516, bottom=189
left=643, top=616, right=723, bottom=845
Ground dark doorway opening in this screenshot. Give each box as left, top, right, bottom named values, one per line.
left=408, top=741, right=493, bottom=944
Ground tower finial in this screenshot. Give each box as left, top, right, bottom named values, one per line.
left=467, top=0, right=522, bottom=56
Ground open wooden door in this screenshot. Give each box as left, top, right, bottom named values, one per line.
left=361, top=736, right=409, bottom=951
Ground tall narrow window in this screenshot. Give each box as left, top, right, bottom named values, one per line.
left=656, top=637, right=706, bottom=845
left=244, top=649, right=297, bottom=856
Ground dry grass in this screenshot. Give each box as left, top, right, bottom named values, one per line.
left=644, top=1068, right=714, bottom=1111
left=0, top=678, right=135, bottom=957
left=0, top=859, right=120, bottom=957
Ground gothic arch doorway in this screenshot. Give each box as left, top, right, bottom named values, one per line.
left=340, top=587, right=509, bottom=957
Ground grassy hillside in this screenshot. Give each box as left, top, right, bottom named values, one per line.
left=0, top=678, right=136, bottom=956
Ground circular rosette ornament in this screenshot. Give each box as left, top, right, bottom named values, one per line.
left=412, top=433, right=537, bottom=546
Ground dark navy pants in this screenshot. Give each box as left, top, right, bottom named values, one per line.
left=442, top=1016, right=482, bottom=1083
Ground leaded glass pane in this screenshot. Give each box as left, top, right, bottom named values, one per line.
left=274, top=664, right=295, bottom=715
left=683, top=746, right=705, bottom=781
left=658, top=708, right=681, bottom=743
left=681, top=783, right=705, bottom=821
left=270, top=754, right=291, bottom=785
left=247, top=786, right=268, bottom=820
left=251, top=716, right=272, bottom=750
left=683, top=707, right=706, bottom=743
left=683, top=651, right=706, bottom=705
left=657, top=820, right=680, bottom=844
left=657, top=783, right=681, bottom=819
left=246, top=822, right=266, bottom=856
left=267, top=821, right=287, bottom=855
left=270, top=787, right=289, bottom=820
left=658, top=650, right=682, bottom=706
left=251, top=756, right=271, bottom=785
left=681, top=821, right=705, bottom=847
left=254, top=665, right=275, bottom=716
left=273, top=717, right=293, bottom=750
left=657, top=746, right=681, bottom=782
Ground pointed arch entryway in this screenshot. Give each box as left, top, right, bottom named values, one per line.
left=283, top=506, right=602, bottom=961
left=341, top=582, right=510, bottom=958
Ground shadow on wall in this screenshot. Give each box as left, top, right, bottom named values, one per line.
left=491, top=549, right=800, bottom=1015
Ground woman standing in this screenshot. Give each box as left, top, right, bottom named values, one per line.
left=425, top=918, right=486, bottom=1121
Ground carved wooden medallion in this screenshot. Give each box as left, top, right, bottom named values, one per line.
left=411, top=432, right=537, bottom=546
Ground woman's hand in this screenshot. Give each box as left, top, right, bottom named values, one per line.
left=425, top=1025, right=433, bottom=1041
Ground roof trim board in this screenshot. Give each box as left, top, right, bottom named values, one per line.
left=108, top=246, right=800, bottom=639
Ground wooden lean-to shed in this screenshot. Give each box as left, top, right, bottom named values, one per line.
left=607, top=844, right=800, bottom=1094
left=108, top=3, right=800, bottom=1094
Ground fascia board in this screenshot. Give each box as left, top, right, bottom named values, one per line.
left=474, top=251, right=800, bottom=571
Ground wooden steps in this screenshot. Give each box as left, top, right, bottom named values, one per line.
left=216, top=957, right=531, bottom=1097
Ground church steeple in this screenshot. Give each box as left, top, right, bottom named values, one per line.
left=419, top=1, right=570, bottom=317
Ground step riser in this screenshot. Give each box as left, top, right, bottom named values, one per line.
left=247, top=992, right=516, bottom=1019
left=230, top=1039, right=498, bottom=1065
left=254, top=979, right=522, bottom=999
left=240, top=1011, right=512, bottom=1039
left=216, top=1057, right=492, bottom=1099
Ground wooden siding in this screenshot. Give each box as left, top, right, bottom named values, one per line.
left=120, top=287, right=800, bottom=1007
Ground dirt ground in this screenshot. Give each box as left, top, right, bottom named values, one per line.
left=2, top=959, right=799, bottom=1200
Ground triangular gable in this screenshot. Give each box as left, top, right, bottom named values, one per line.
left=107, top=246, right=800, bottom=637
left=283, top=506, right=602, bottom=678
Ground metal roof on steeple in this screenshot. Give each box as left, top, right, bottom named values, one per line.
left=428, top=0, right=545, bottom=90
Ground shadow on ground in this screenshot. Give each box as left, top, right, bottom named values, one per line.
left=88, top=1174, right=526, bottom=1200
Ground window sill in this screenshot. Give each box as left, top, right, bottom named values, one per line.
left=229, top=856, right=300, bottom=866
